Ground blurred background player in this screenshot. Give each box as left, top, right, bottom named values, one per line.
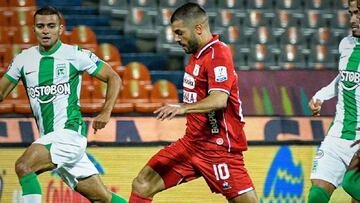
left=307, top=0, right=360, bottom=202
left=0, top=6, right=127, bottom=203
left=129, top=3, right=258, bottom=203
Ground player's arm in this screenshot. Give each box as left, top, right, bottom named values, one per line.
left=154, top=90, right=228, bottom=121
left=0, top=76, right=17, bottom=102
left=308, top=74, right=339, bottom=116
left=92, top=62, right=121, bottom=133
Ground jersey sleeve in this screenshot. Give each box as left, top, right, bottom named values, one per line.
left=312, top=74, right=339, bottom=103
left=4, top=55, right=22, bottom=84
left=207, top=47, right=235, bottom=95
left=76, top=47, right=105, bottom=76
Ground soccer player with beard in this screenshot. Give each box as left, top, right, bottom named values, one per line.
left=129, top=3, right=258, bottom=203
left=308, top=0, right=360, bottom=202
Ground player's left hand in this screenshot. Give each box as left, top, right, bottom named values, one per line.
left=92, top=111, right=111, bottom=134
left=154, top=104, right=186, bottom=121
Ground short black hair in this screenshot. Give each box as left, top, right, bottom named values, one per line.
left=170, top=2, right=207, bottom=24
left=34, top=6, right=62, bottom=22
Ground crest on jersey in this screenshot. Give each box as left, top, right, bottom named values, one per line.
left=56, top=64, right=66, bottom=77
left=193, top=64, right=200, bottom=76
left=214, top=66, right=228, bottom=82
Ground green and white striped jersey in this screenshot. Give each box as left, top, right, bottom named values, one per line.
left=4, top=41, right=104, bottom=137
left=314, top=35, right=360, bottom=140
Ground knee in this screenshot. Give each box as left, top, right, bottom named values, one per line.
left=87, top=190, right=112, bottom=203
left=132, top=176, right=151, bottom=194
left=15, top=158, right=31, bottom=178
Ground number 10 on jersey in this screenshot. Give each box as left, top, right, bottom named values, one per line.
left=213, top=163, right=230, bottom=180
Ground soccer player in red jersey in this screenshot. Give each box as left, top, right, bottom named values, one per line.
left=129, top=3, right=258, bottom=203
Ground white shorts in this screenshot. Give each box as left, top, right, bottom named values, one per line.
left=34, top=129, right=98, bottom=189
left=310, top=135, right=360, bottom=187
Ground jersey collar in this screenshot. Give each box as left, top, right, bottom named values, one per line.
left=39, top=40, right=62, bottom=56
left=195, top=34, right=219, bottom=59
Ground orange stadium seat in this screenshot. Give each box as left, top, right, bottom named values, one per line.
left=278, top=44, right=306, bottom=69
left=60, top=30, right=71, bottom=44
left=13, top=82, right=31, bottom=114
left=70, top=25, right=98, bottom=52
left=9, top=9, right=34, bottom=26
left=80, top=82, right=103, bottom=113
left=248, top=44, right=277, bottom=70
left=0, top=10, right=10, bottom=26
left=9, top=0, right=36, bottom=9
left=82, top=71, right=93, bottom=85
left=150, top=79, right=178, bottom=104
left=118, top=80, right=152, bottom=113
left=122, top=62, right=151, bottom=87
left=3, top=44, right=23, bottom=68
left=96, top=43, right=123, bottom=75
left=135, top=80, right=179, bottom=113
left=12, top=25, right=37, bottom=48
left=0, top=27, right=11, bottom=57
left=91, top=79, right=133, bottom=113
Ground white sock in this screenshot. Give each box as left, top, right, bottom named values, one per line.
left=23, top=194, right=42, bottom=203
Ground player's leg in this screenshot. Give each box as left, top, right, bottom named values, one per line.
left=194, top=150, right=258, bottom=203
left=343, top=149, right=360, bottom=202
left=130, top=165, right=167, bottom=203
left=75, top=174, right=127, bottom=203
left=308, top=136, right=355, bottom=203
left=15, top=143, right=56, bottom=203
left=49, top=129, right=126, bottom=203
left=130, top=140, right=196, bottom=203
left=308, top=179, right=334, bottom=203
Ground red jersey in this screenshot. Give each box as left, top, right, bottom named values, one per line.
left=182, top=35, right=248, bottom=152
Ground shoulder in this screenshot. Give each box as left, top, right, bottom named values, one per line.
left=206, top=41, right=232, bottom=62
left=339, top=35, right=354, bottom=51
left=11, top=46, right=38, bottom=63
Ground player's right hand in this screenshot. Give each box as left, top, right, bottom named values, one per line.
left=308, top=98, right=322, bottom=116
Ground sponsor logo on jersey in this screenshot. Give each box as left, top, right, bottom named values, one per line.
left=28, top=82, right=71, bottom=104
left=261, top=146, right=304, bottom=202
left=25, top=70, right=37, bottom=75
left=208, top=111, right=219, bottom=134
left=183, top=90, right=197, bottom=103
left=183, top=72, right=195, bottom=89
left=214, top=66, right=228, bottom=82
left=193, top=64, right=200, bottom=76
left=56, top=63, right=66, bottom=77
left=340, top=70, right=360, bottom=90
